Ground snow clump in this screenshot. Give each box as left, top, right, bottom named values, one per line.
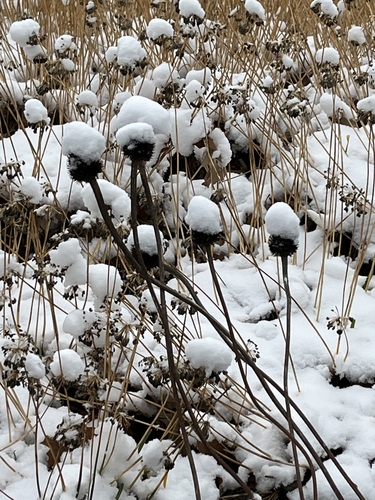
left=315, top=47, right=340, bottom=66
left=179, top=0, right=205, bottom=19
left=25, top=353, right=45, bottom=379
left=185, top=337, right=232, bottom=376
left=265, top=202, right=300, bottom=253
left=18, top=176, right=44, bottom=203
left=63, top=309, right=97, bottom=339
left=348, top=26, right=366, bottom=45
left=9, top=19, right=40, bottom=46
left=117, top=36, right=146, bottom=69
left=185, top=195, right=222, bottom=235
left=146, top=18, right=174, bottom=40
left=116, top=122, right=156, bottom=160
left=244, top=0, right=266, bottom=21
left=127, top=225, right=164, bottom=256
left=50, top=349, right=85, bottom=381
left=24, top=99, right=50, bottom=125
left=88, top=263, right=122, bottom=306
left=81, top=178, right=131, bottom=227
left=116, top=95, right=171, bottom=137
left=54, top=34, right=76, bottom=54
left=62, top=121, right=106, bottom=163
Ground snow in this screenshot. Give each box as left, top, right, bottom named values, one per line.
left=170, top=108, right=210, bottom=156
left=25, top=353, right=45, bottom=379
left=244, top=0, right=266, bottom=20
left=81, top=178, right=131, bottom=226
left=209, top=128, right=232, bottom=168
left=18, top=176, right=44, bottom=203
left=117, top=36, right=146, bottom=68
left=54, top=34, right=75, bottom=54
left=146, top=19, right=174, bottom=40
left=117, top=95, right=171, bottom=137
left=315, top=47, right=340, bottom=66
left=3, top=3, right=375, bottom=499
left=185, top=79, right=205, bottom=102
left=88, top=263, right=122, bottom=306
left=9, top=19, right=40, bottom=46
left=62, top=309, right=97, bottom=338
left=265, top=202, right=300, bottom=244
left=185, top=337, right=232, bottom=375
left=357, top=95, right=375, bottom=114
left=185, top=195, right=222, bottom=235
left=319, top=92, right=356, bottom=121
left=62, top=121, right=106, bottom=162
left=116, top=123, right=156, bottom=151
left=24, top=99, right=50, bottom=125
left=179, top=0, right=205, bottom=19
left=348, top=25, right=366, bottom=45
left=50, top=349, right=85, bottom=381
left=127, top=225, right=164, bottom=256
left=76, top=90, right=98, bottom=108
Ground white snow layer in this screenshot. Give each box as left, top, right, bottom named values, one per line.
left=25, top=353, right=45, bottom=379
left=179, top=0, right=205, bottom=19
left=185, top=337, right=233, bottom=375
left=81, top=178, right=131, bottom=226
left=117, top=95, right=171, bottom=137
left=50, top=349, right=85, bottom=381
left=315, top=47, right=340, bottom=66
left=244, top=0, right=266, bottom=20
left=117, top=36, right=146, bottom=68
left=185, top=195, right=222, bottom=235
left=62, top=121, right=106, bottom=162
left=116, top=123, right=156, bottom=150
left=9, top=19, right=40, bottom=46
left=146, top=19, right=174, bottom=39
left=265, top=202, right=300, bottom=243
left=24, top=99, right=50, bottom=125
left=127, top=225, right=164, bottom=256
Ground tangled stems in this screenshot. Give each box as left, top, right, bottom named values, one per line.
left=87, top=176, right=365, bottom=500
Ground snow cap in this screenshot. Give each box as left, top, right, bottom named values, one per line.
left=116, top=122, right=156, bottom=161
left=62, top=121, right=106, bottom=181
left=265, top=202, right=300, bottom=256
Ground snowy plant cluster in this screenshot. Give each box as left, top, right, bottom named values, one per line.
left=1, top=0, right=375, bottom=499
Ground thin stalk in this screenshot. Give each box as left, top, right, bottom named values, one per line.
left=281, top=254, right=304, bottom=500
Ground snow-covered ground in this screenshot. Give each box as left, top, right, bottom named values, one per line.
left=1, top=0, right=375, bottom=499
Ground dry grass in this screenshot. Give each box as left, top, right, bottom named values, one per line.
left=0, top=0, right=375, bottom=499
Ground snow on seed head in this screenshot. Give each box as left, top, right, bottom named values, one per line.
left=185, top=195, right=222, bottom=244
left=185, top=337, right=232, bottom=376
left=9, top=19, right=40, bottom=46
left=265, top=202, right=299, bottom=256
left=117, top=36, right=146, bottom=71
left=116, top=122, right=156, bottom=161
left=24, top=99, right=50, bottom=126
left=315, top=47, right=340, bottom=67
left=76, top=90, right=98, bottom=109
left=50, top=349, right=84, bottom=381
left=179, top=0, right=205, bottom=20
left=348, top=26, right=366, bottom=46
left=127, top=225, right=165, bottom=268
left=147, top=18, right=174, bottom=40
left=244, top=0, right=266, bottom=22
left=54, top=34, right=76, bottom=54
left=62, top=121, right=106, bottom=181
left=89, top=263, right=122, bottom=308
left=117, top=95, right=171, bottom=138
